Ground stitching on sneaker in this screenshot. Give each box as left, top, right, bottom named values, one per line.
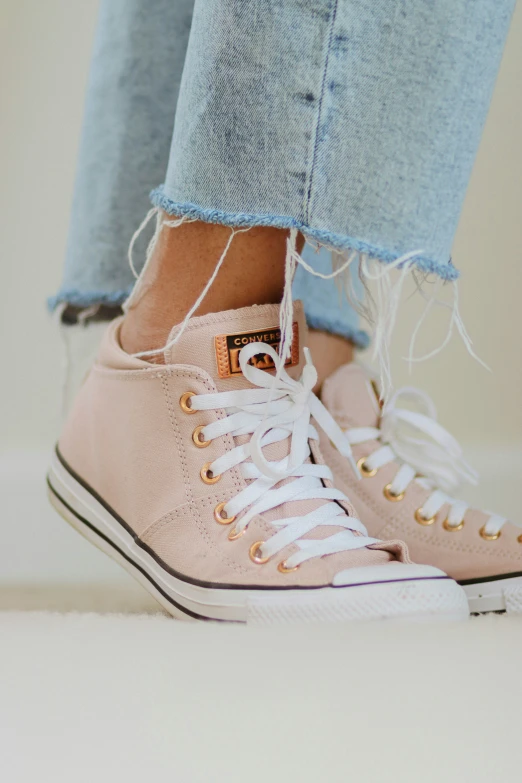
left=159, top=375, right=248, bottom=576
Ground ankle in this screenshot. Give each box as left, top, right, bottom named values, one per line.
left=120, top=297, right=174, bottom=357
left=307, top=329, right=354, bottom=393
left=120, top=216, right=301, bottom=356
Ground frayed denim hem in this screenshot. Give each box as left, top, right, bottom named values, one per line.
left=150, top=186, right=460, bottom=282
left=305, top=313, right=370, bottom=350
left=47, top=288, right=131, bottom=312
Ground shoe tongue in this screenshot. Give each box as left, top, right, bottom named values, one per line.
left=321, top=364, right=381, bottom=429
left=164, top=302, right=371, bottom=549
left=164, top=301, right=306, bottom=390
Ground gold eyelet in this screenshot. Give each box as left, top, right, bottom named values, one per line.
left=228, top=525, right=247, bottom=541
left=277, top=560, right=299, bottom=574
left=249, top=541, right=270, bottom=564
left=414, top=507, right=436, bottom=526
left=479, top=525, right=501, bottom=541
left=200, top=462, right=221, bottom=484
left=214, top=502, right=236, bottom=525
left=357, top=456, right=377, bottom=478
left=518, top=534, right=522, bottom=544
left=383, top=484, right=405, bottom=502
left=192, top=425, right=211, bottom=448
left=179, top=391, right=197, bottom=413
left=442, top=518, right=464, bottom=532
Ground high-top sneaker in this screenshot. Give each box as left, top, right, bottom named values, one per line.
left=47, top=303, right=468, bottom=623
left=319, top=362, right=521, bottom=614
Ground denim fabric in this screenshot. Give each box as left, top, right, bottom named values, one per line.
left=56, top=0, right=194, bottom=309
left=53, top=0, right=367, bottom=345
left=54, top=0, right=514, bottom=343
left=156, top=0, right=514, bottom=275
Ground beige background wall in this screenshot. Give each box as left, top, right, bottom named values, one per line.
left=1, top=2, right=521, bottom=454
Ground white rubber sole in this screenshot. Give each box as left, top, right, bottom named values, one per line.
left=462, top=577, right=522, bottom=614
left=47, top=451, right=469, bottom=625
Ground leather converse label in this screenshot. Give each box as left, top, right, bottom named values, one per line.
left=215, top=323, right=299, bottom=378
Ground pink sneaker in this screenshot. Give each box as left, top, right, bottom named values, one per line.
left=319, top=363, right=521, bottom=614
left=47, top=302, right=467, bottom=623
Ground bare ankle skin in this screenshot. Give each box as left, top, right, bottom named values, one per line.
left=120, top=215, right=304, bottom=355
left=307, top=329, right=354, bottom=393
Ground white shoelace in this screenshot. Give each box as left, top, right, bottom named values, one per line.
left=346, top=386, right=507, bottom=536
left=189, top=342, right=377, bottom=569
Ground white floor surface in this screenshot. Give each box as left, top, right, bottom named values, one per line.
left=2, top=449, right=522, bottom=782
left=2, top=608, right=522, bottom=782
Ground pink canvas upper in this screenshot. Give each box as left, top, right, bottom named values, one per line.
left=319, top=363, right=522, bottom=582
left=59, top=302, right=411, bottom=588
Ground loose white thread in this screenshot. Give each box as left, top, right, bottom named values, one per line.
left=277, top=227, right=299, bottom=379
left=124, top=208, right=191, bottom=312
left=405, top=274, right=489, bottom=372
left=286, top=243, right=427, bottom=400
left=127, top=206, right=159, bottom=281
left=133, top=225, right=251, bottom=360
left=123, top=206, right=484, bottom=402
left=286, top=244, right=485, bottom=403
left=358, top=252, right=423, bottom=400
left=278, top=232, right=357, bottom=371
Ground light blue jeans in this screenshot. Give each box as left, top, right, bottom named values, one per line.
left=53, top=0, right=515, bottom=349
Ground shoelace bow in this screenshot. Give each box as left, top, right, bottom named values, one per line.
left=346, top=385, right=507, bottom=535
left=189, top=342, right=377, bottom=569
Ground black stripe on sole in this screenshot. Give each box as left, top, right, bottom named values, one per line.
left=459, top=571, right=522, bottom=586
left=52, top=446, right=449, bottom=593
left=47, top=477, right=232, bottom=623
